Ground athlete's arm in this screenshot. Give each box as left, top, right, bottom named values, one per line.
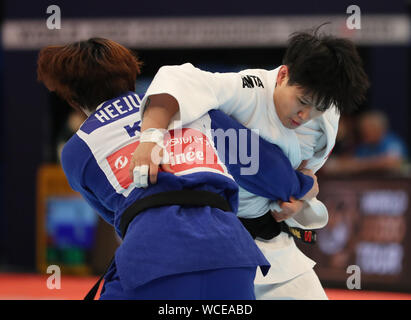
left=138, top=63, right=252, bottom=125
left=128, top=94, right=178, bottom=185
left=130, top=63, right=254, bottom=186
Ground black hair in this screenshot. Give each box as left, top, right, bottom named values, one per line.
left=283, top=24, right=370, bottom=114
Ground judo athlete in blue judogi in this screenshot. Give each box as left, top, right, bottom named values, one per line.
left=37, top=38, right=316, bottom=300
left=62, top=94, right=273, bottom=300
left=61, top=98, right=315, bottom=300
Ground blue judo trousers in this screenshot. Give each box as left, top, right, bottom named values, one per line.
left=61, top=93, right=313, bottom=300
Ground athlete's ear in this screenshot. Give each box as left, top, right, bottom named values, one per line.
left=276, top=65, right=289, bottom=86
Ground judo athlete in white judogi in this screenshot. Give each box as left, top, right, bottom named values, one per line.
left=130, top=29, right=369, bottom=299
left=208, top=108, right=336, bottom=299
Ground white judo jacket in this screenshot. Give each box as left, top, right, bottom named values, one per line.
left=141, top=63, right=340, bottom=282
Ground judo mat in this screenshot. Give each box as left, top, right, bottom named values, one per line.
left=1, top=273, right=411, bottom=300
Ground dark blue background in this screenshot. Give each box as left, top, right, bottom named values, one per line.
left=1, top=0, right=410, bottom=271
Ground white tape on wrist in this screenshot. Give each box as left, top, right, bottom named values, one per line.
left=140, top=128, right=166, bottom=148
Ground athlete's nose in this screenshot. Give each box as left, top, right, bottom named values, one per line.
left=297, top=108, right=311, bottom=122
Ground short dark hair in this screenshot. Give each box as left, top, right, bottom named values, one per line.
left=37, top=38, right=142, bottom=113
left=283, top=25, right=369, bottom=114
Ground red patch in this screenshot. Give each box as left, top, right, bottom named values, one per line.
left=165, top=128, right=224, bottom=174
left=106, top=141, right=139, bottom=189
left=106, top=129, right=224, bottom=189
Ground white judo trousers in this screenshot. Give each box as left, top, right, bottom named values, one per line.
left=253, top=233, right=328, bottom=300
left=141, top=63, right=339, bottom=299
left=255, top=268, right=328, bottom=300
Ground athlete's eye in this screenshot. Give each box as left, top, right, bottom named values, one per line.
left=298, top=98, right=308, bottom=105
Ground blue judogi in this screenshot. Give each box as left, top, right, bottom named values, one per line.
left=61, top=93, right=313, bottom=299
left=209, top=109, right=313, bottom=201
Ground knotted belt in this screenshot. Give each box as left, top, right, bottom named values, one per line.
left=84, top=189, right=232, bottom=300
left=239, top=210, right=317, bottom=244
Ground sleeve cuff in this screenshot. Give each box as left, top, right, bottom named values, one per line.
left=285, top=197, right=329, bottom=230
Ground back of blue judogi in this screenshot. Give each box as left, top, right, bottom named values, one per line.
left=61, top=92, right=272, bottom=291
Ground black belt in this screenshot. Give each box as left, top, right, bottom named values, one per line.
left=119, top=190, right=232, bottom=238
left=239, top=211, right=317, bottom=244
left=84, top=189, right=232, bottom=300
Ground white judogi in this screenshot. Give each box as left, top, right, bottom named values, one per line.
left=141, top=63, right=340, bottom=299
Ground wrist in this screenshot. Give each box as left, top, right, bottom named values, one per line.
left=140, top=128, right=167, bottom=148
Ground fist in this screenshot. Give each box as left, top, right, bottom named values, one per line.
left=271, top=197, right=304, bottom=222
left=300, top=168, right=319, bottom=201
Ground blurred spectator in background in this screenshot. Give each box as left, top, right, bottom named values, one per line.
left=355, top=110, right=408, bottom=162
left=322, top=110, right=408, bottom=175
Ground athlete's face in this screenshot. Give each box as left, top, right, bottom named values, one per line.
left=273, top=66, right=324, bottom=129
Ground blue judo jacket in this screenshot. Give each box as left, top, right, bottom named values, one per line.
left=61, top=92, right=312, bottom=290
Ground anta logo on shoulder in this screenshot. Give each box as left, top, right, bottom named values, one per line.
left=241, top=75, right=264, bottom=89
